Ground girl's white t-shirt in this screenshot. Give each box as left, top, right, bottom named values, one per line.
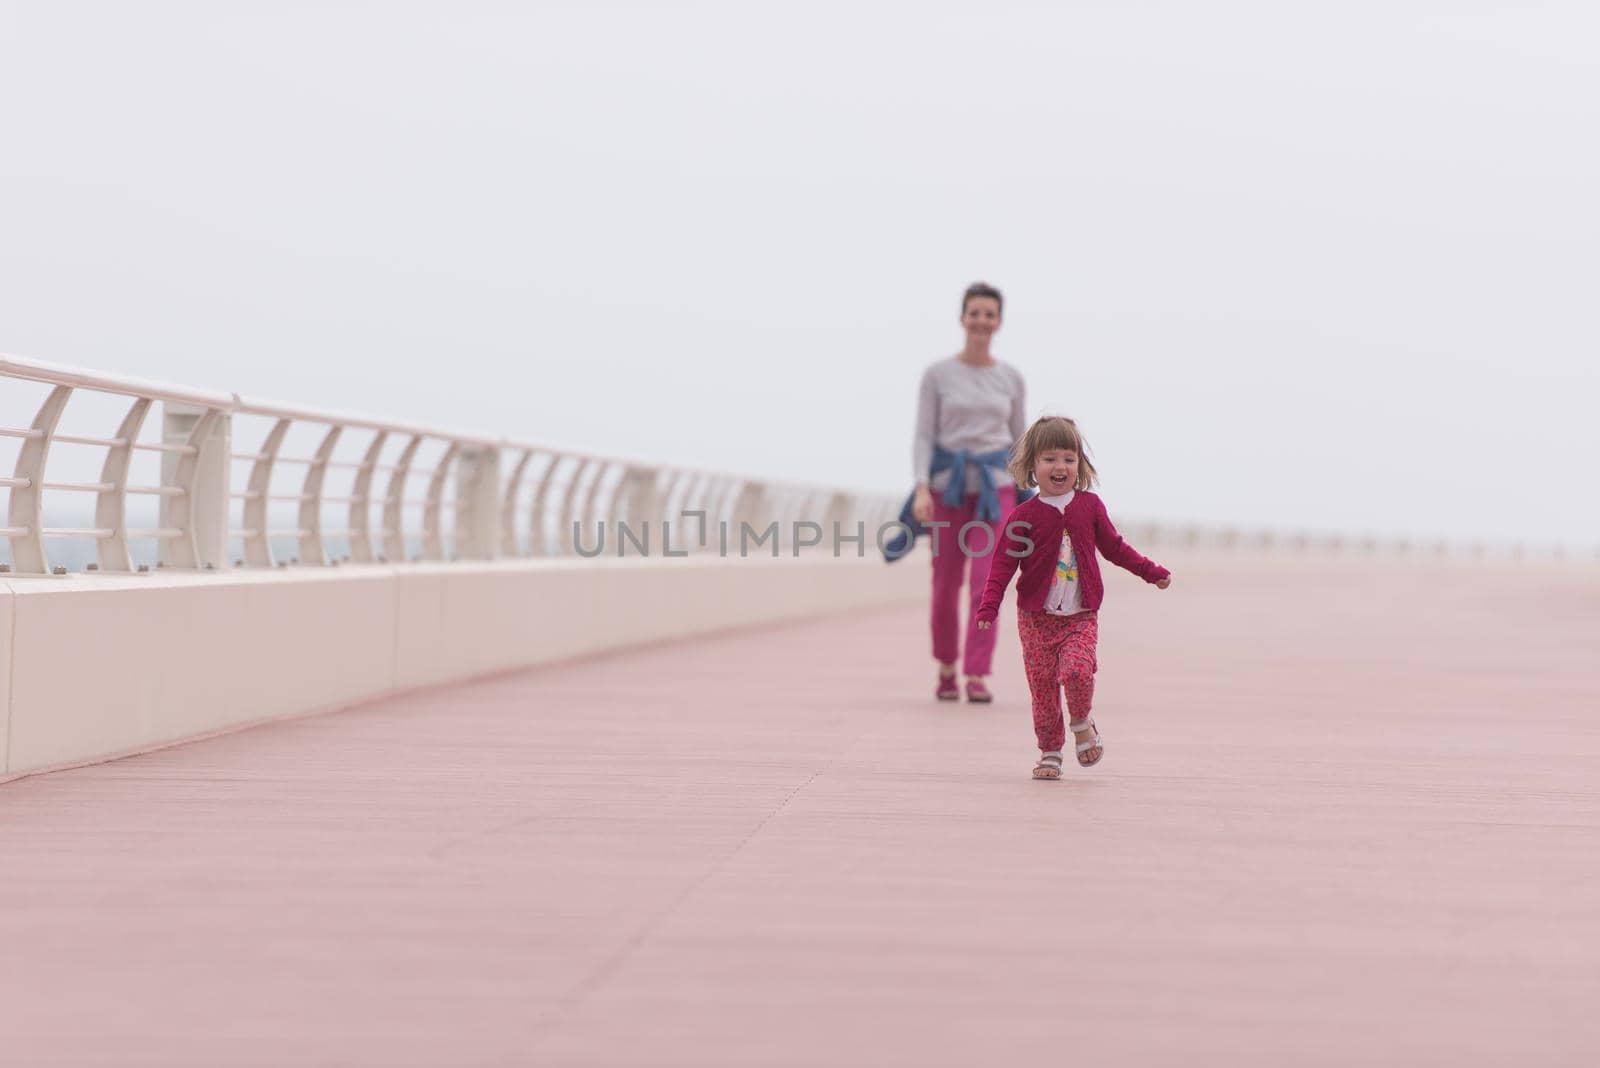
left=1036, top=491, right=1085, bottom=616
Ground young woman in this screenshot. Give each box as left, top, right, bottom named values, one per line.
left=911, top=281, right=1027, bottom=703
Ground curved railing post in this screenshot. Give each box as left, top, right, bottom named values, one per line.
left=726, top=481, right=761, bottom=555
left=297, top=424, right=342, bottom=567
left=6, top=384, right=72, bottom=575
left=622, top=466, right=655, bottom=529
left=587, top=462, right=624, bottom=542
left=579, top=461, right=618, bottom=554
left=681, top=474, right=713, bottom=554
left=163, top=407, right=224, bottom=569
left=526, top=452, right=561, bottom=557
left=823, top=492, right=856, bottom=557
left=691, top=477, right=722, bottom=556
left=657, top=469, right=687, bottom=527
left=556, top=458, right=594, bottom=556
left=786, top=488, right=818, bottom=554
left=701, top=476, right=727, bottom=553
left=382, top=435, right=423, bottom=563
left=423, top=442, right=460, bottom=561
left=348, top=431, right=387, bottom=564
left=651, top=469, right=688, bottom=552
left=455, top=444, right=501, bottom=561
left=240, top=418, right=290, bottom=568
left=602, top=465, right=650, bottom=555
left=784, top=489, right=819, bottom=559
left=500, top=448, right=533, bottom=557
left=94, top=396, right=152, bottom=572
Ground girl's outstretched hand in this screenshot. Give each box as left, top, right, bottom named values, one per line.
left=1156, top=576, right=1172, bottom=590
left=977, top=619, right=992, bottom=630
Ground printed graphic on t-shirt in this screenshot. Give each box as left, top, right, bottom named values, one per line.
left=1056, top=533, right=1077, bottom=582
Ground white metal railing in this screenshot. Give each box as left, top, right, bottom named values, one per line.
left=0, top=353, right=902, bottom=575
left=1, top=353, right=1590, bottom=576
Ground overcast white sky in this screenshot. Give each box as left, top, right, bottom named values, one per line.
left=2, top=2, right=1595, bottom=548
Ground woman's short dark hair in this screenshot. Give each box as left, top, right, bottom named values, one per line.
left=961, top=281, right=1004, bottom=317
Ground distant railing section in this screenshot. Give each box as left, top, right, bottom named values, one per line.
left=0, top=354, right=900, bottom=575
left=1115, top=522, right=1588, bottom=567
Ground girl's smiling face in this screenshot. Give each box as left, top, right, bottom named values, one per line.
left=1034, top=448, right=1078, bottom=494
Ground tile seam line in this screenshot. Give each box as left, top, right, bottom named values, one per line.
left=533, top=724, right=872, bottom=1035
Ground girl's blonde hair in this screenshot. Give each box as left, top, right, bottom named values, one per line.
left=1008, top=416, right=1100, bottom=490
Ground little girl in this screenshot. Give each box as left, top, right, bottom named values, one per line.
left=976, top=416, right=1171, bottom=780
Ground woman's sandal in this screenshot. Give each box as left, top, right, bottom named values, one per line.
left=1032, top=751, right=1064, bottom=780
left=1070, top=718, right=1104, bottom=767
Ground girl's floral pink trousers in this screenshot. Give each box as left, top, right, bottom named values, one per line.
left=1018, top=609, right=1098, bottom=752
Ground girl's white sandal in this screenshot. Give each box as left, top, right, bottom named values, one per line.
left=1070, top=719, right=1104, bottom=767
left=1032, top=751, right=1064, bottom=780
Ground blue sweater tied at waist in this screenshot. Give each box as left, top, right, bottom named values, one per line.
left=881, top=445, right=1032, bottom=563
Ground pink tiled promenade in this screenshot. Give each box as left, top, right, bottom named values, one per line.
left=1, top=551, right=1597, bottom=1066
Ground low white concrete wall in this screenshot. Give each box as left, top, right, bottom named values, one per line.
left=0, top=554, right=927, bottom=780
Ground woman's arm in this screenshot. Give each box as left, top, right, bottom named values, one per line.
left=911, top=367, right=940, bottom=521
left=1092, top=496, right=1170, bottom=584
left=913, top=365, right=939, bottom=485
